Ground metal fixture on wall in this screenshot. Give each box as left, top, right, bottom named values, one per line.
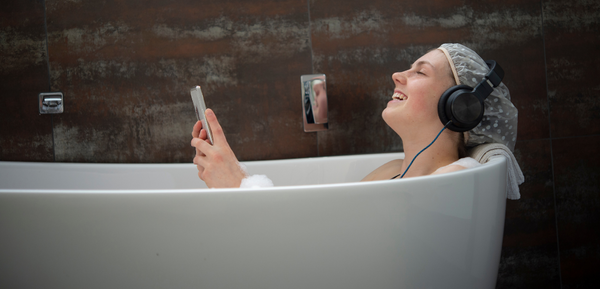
left=301, top=74, right=328, bottom=132
left=39, top=92, right=64, bottom=114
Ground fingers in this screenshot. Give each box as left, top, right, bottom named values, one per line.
left=191, top=109, right=242, bottom=188
left=193, top=154, right=214, bottom=183
left=199, top=128, right=207, bottom=140
left=204, top=109, right=227, bottom=145
left=194, top=157, right=206, bottom=180
left=193, top=154, right=205, bottom=167
left=191, top=136, right=212, bottom=152
left=192, top=120, right=210, bottom=183
left=197, top=166, right=205, bottom=181
left=192, top=120, right=209, bottom=142
left=195, top=146, right=206, bottom=157
left=192, top=120, right=202, bottom=138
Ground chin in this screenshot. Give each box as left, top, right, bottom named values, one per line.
left=381, top=109, right=398, bottom=130
left=381, top=108, right=391, bottom=124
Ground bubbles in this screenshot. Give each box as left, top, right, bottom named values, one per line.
left=240, top=174, right=274, bottom=188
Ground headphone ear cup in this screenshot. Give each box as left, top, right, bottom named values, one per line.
left=438, top=85, right=472, bottom=132
left=447, top=91, right=485, bottom=132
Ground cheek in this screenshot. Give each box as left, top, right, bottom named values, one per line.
left=413, top=92, right=438, bottom=111
left=410, top=93, right=444, bottom=124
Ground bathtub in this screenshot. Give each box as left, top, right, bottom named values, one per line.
left=0, top=153, right=507, bottom=289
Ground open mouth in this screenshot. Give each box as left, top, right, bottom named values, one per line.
left=392, top=91, right=407, bottom=101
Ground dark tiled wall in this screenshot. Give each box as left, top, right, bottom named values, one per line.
left=544, top=1, right=600, bottom=287
left=1, top=0, right=599, bottom=288
left=44, top=0, right=316, bottom=162
left=1, top=0, right=54, bottom=161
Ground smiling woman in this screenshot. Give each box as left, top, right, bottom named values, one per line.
left=374, top=49, right=463, bottom=180
left=191, top=43, right=519, bottom=188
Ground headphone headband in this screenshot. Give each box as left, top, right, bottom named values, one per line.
left=472, top=60, right=504, bottom=100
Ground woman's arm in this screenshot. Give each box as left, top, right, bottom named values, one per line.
left=191, top=109, right=247, bottom=188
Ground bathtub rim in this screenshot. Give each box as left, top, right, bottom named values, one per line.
left=0, top=156, right=507, bottom=194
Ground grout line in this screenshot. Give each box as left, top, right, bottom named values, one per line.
left=307, top=0, right=314, bottom=74
left=516, top=134, right=600, bottom=143
left=549, top=134, right=600, bottom=141
left=306, top=0, right=320, bottom=157
left=540, top=0, right=562, bottom=287
left=42, top=0, right=56, bottom=162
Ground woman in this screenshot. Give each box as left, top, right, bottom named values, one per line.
left=191, top=43, right=518, bottom=188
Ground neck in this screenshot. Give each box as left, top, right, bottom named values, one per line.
left=398, top=129, right=460, bottom=178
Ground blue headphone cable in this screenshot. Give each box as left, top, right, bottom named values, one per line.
left=391, top=120, right=453, bottom=180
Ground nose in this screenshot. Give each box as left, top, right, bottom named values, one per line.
left=392, top=71, right=407, bottom=85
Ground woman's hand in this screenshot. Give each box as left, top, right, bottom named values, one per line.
left=191, top=109, right=247, bottom=188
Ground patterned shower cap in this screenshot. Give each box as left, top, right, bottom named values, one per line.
left=438, top=43, right=518, bottom=151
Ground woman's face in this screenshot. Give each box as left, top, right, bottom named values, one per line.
left=382, top=49, right=455, bottom=134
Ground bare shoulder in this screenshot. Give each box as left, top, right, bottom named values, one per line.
left=431, top=164, right=467, bottom=175
left=362, top=159, right=404, bottom=182
left=432, top=157, right=481, bottom=175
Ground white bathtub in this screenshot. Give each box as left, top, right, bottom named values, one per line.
left=0, top=153, right=507, bottom=289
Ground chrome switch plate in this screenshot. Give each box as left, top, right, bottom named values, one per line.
left=39, top=92, right=64, bottom=114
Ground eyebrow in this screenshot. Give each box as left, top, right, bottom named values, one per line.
left=411, top=60, right=435, bottom=69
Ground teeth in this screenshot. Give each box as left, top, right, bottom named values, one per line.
left=392, top=92, right=407, bottom=100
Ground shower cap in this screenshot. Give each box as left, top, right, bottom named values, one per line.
left=438, top=43, right=518, bottom=152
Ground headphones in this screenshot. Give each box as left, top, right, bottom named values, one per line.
left=438, top=60, right=504, bottom=132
